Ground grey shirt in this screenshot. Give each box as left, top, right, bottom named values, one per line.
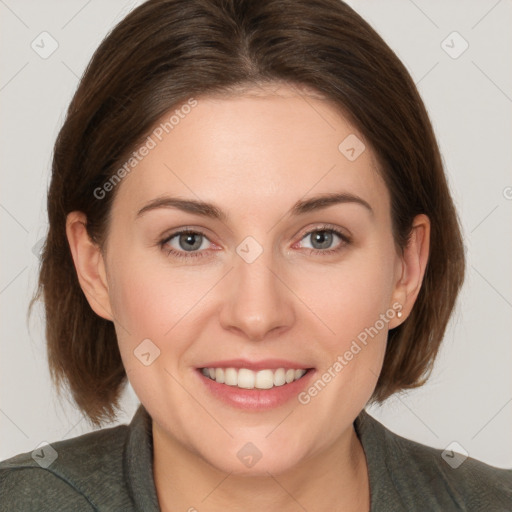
left=1, top=405, right=511, bottom=511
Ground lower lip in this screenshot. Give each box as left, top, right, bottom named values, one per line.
left=195, top=369, right=316, bottom=410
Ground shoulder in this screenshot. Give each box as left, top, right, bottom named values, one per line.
left=0, top=465, right=96, bottom=511
left=0, top=422, right=132, bottom=510
left=390, top=427, right=512, bottom=508
left=356, top=410, right=512, bottom=510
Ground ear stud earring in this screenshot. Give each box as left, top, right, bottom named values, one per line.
left=397, top=310, right=403, bottom=318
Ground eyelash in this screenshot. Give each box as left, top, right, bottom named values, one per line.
left=159, top=225, right=351, bottom=260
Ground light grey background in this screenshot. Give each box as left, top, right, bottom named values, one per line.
left=1, top=0, right=511, bottom=468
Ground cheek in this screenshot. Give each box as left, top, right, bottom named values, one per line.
left=302, top=243, right=397, bottom=350
left=106, top=251, right=192, bottom=370
left=108, top=246, right=205, bottom=335
left=107, top=253, right=205, bottom=410
left=295, top=256, right=395, bottom=422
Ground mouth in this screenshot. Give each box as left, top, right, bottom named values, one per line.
left=195, top=360, right=315, bottom=410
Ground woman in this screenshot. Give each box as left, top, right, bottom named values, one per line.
left=1, top=0, right=510, bottom=510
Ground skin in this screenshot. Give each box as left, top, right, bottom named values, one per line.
left=66, top=83, right=430, bottom=512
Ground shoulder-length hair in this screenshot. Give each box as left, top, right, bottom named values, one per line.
left=30, top=0, right=465, bottom=426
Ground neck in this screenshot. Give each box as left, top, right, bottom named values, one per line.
left=152, top=421, right=370, bottom=512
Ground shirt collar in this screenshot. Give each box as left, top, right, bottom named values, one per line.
left=125, top=404, right=160, bottom=511
left=354, top=409, right=407, bottom=511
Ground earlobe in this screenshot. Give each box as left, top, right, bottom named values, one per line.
left=389, top=214, right=430, bottom=327
left=65, top=211, right=114, bottom=321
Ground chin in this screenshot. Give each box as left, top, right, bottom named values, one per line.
left=198, top=435, right=309, bottom=477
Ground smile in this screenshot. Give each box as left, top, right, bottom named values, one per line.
left=196, top=362, right=316, bottom=410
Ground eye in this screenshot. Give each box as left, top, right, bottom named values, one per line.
left=160, top=229, right=212, bottom=259
left=296, top=226, right=351, bottom=255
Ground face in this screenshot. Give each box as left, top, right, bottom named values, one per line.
left=94, top=84, right=406, bottom=475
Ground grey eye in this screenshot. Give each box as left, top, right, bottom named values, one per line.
left=301, top=230, right=341, bottom=251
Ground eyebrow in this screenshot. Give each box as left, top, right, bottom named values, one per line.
left=136, top=192, right=373, bottom=221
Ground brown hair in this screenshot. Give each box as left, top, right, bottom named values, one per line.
left=30, top=0, right=465, bottom=426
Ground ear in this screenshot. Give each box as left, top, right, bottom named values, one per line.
left=388, top=214, right=430, bottom=328
left=65, top=211, right=114, bottom=321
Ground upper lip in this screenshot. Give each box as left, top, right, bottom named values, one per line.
left=198, top=359, right=314, bottom=371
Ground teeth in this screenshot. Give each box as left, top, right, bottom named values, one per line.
left=215, top=368, right=225, bottom=384
left=201, top=367, right=308, bottom=389
left=238, top=368, right=255, bottom=389
left=225, top=367, right=238, bottom=386
left=255, top=369, right=274, bottom=389
left=273, top=368, right=286, bottom=386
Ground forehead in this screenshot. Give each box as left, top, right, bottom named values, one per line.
left=111, top=85, right=388, bottom=220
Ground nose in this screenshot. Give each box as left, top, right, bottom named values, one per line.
left=218, top=246, right=295, bottom=341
